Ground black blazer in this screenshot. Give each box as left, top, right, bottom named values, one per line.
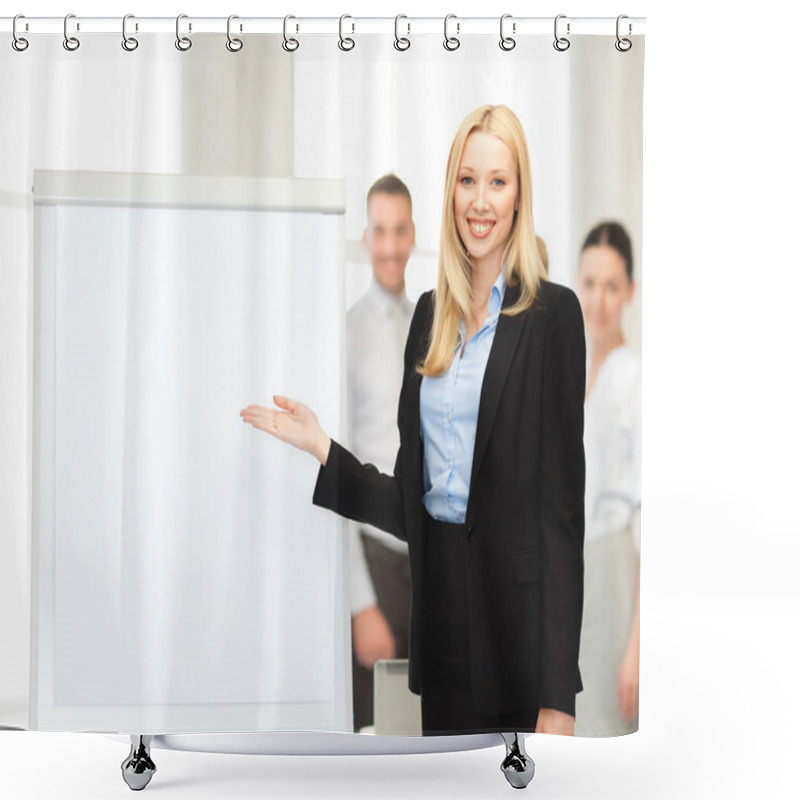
left=314, top=278, right=585, bottom=718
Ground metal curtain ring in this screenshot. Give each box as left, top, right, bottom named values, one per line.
left=394, top=15, right=410, bottom=51
left=283, top=15, right=299, bottom=52
left=12, top=14, right=29, bottom=51
left=615, top=14, right=632, bottom=51
left=443, top=14, right=460, bottom=51
left=63, top=13, right=80, bottom=51
left=226, top=15, right=243, bottom=52
left=338, top=14, right=355, bottom=51
left=122, top=14, right=139, bottom=51
left=176, top=14, right=192, bottom=51
left=553, top=14, right=570, bottom=51
left=499, top=14, right=515, bottom=51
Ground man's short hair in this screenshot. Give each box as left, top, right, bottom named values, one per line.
left=366, top=174, right=412, bottom=216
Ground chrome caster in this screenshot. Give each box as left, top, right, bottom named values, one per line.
left=121, top=735, right=157, bottom=791
left=500, top=732, right=535, bottom=789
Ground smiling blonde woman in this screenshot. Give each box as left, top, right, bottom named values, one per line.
left=241, top=105, right=586, bottom=760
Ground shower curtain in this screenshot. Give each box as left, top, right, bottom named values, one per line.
left=1, top=16, right=644, bottom=741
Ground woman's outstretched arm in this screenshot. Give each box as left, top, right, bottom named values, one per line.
left=240, top=292, right=433, bottom=542
left=241, top=396, right=406, bottom=539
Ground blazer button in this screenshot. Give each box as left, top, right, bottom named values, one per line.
left=467, top=524, right=477, bottom=541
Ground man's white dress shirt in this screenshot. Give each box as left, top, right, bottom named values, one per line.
left=347, top=278, right=414, bottom=614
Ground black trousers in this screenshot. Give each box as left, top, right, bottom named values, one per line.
left=420, top=511, right=538, bottom=736
left=351, top=533, right=411, bottom=732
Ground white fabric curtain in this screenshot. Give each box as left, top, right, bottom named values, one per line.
left=2, top=36, right=350, bottom=734
left=1, top=27, right=643, bottom=734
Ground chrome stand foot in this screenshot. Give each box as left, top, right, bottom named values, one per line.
left=121, top=735, right=157, bottom=791
left=500, top=732, right=535, bottom=789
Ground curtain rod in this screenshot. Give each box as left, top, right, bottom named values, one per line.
left=2, top=15, right=646, bottom=37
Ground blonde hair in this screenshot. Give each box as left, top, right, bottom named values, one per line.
left=536, top=234, right=549, bottom=274
left=419, top=105, right=545, bottom=377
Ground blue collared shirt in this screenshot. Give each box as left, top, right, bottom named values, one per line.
left=420, top=271, right=506, bottom=523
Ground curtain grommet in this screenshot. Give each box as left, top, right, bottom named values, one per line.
left=499, top=14, right=516, bottom=51
left=63, top=13, right=80, bottom=51
left=443, top=14, right=460, bottom=51
left=394, top=15, right=411, bottom=51
left=226, top=15, right=243, bottom=52
left=553, top=14, right=570, bottom=52
left=121, top=14, right=139, bottom=52
left=12, top=15, right=29, bottom=51
left=338, top=14, right=355, bottom=51
left=282, top=15, right=299, bottom=52
left=175, top=14, right=192, bottom=51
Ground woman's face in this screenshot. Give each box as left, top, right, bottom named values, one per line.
left=577, top=244, right=634, bottom=347
left=453, top=131, right=519, bottom=276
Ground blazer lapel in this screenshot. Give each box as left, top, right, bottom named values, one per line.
left=465, top=281, right=525, bottom=522
left=405, top=332, right=426, bottom=537
left=407, top=369, right=423, bottom=485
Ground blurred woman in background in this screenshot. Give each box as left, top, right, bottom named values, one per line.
left=575, top=221, right=641, bottom=737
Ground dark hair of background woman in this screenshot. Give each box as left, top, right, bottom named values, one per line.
left=581, top=221, right=634, bottom=282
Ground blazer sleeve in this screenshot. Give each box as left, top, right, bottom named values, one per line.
left=312, top=291, right=432, bottom=542
left=538, top=287, right=586, bottom=717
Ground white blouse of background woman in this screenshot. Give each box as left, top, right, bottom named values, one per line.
left=583, top=344, right=642, bottom=551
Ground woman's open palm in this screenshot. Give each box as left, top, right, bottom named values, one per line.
left=240, top=395, right=330, bottom=464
